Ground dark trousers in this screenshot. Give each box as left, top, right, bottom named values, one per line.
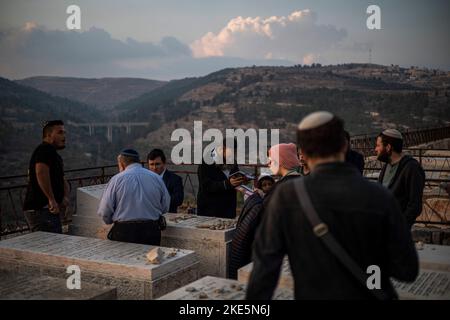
left=24, top=208, right=62, bottom=234
left=107, top=220, right=161, bottom=246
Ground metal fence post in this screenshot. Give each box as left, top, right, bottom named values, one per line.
left=101, top=167, right=105, bottom=184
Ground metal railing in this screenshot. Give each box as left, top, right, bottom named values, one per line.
left=1, top=150, right=449, bottom=238
left=351, top=126, right=450, bottom=151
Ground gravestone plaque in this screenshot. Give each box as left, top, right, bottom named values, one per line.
left=0, top=232, right=199, bottom=299
left=158, top=276, right=293, bottom=300
left=0, top=270, right=116, bottom=300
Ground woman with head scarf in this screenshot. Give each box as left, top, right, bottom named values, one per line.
left=265, top=143, right=302, bottom=201
left=229, top=173, right=275, bottom=279
left=229, top=143, right=301, bottom=279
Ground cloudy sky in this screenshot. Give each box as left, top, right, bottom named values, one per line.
left=0, top=0, right=449, bottom=80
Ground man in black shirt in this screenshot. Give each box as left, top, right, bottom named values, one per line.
left=246, top=111, right=418, bottom=300
left=23, top=120, right=70, bottom=233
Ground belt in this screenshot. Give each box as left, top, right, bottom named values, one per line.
left=24, top=206, right=49, bottom=213
left=114, top=219, right=158, bottom=225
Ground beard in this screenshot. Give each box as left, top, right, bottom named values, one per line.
left=377, top=149, right=391, bottom=163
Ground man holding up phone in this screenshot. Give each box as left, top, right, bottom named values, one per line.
left=197, top=138, right=248, bottom=219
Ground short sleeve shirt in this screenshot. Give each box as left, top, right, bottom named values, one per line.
left=23, top=143, right=65, bottom=210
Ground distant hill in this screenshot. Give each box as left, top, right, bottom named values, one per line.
left=115, top=68, right=234, bottom=124
left=114, top=64, right=450, bottom=159
left=0, top=77, right=105, bottom=123
left=16, top=76, right=166, bottom=110
left=0, top=77, right=110, bottom=175
left=2, top=63, right=449, bottom=175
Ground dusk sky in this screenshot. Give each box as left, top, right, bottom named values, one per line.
left=0, top=0, right=449, bottom=80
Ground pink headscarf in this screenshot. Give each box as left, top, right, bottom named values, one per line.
left=269, top=143, right=300, bottom=170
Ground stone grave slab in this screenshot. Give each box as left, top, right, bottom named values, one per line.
left=238, top=263, right=450, bottom=300
left=237, top=245, right=450, bottom=299
left=393, top=269, right=450, bottom=300
left=76, top=184, right=105, bottom=213
left=418, top=244, right=450, bottom=272
left=158, top=276, right=293, bottom=300
left=0, top=232, right=199, bottom=299
left=161, top=213, right=235, bottom=278
left=238, top=256, right=293, bottom=290
left=0, top=270, right=116, bottom=300
left=71, top=184, right=111, bottom=238
left=72, top=185, right=235, bottom=278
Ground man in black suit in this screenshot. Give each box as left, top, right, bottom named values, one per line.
left=147, top=149, right=184, bottom=213
left=344, top=130, right=365, bottom=175
left=197, top=138, right=247, bottom=219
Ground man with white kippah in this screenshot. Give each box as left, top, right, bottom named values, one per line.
left=375, top=129, right=425, bottom=227
left=247, top=111, right=418, bottom=300
left=97, top=148, right=170, bottom=245
left=297, top=110, right=334, bottom=130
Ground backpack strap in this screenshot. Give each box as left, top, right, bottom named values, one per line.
left=294, top=178, right=389, bottom=300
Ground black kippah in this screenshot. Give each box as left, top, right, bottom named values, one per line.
left=120, top=148, right=140, bottom=160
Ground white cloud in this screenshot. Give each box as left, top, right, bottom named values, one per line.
left=302, top=53, right=316, bottom=65
left=190, top=10, right=347, bottom=63
left=23, top=21, right=38, bottom=32
left=0, top=23, right=294, bottom=80
left=0, top=24, right=194, bottom=79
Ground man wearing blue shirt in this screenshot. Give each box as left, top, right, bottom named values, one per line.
left=97, top=149, right=170, bottom=245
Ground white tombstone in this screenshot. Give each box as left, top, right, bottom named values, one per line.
left=161, top=213, right=235, bottom=278
left=0, top=232, right=199, bottom=299
left=72, top=185, right=236, bottom=278
left=237, top=245, right=450, bottom=300
left=0, top=270, right=117, bottom=300
left=158, top=276, right=293, bottom=300
left=393, top=269, right=450, bottom=300
left=417, top=244, right=450, bottom=272
left=238, top=256, right=293, bottom=290
left=71, top=184, right=111, bottom=238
